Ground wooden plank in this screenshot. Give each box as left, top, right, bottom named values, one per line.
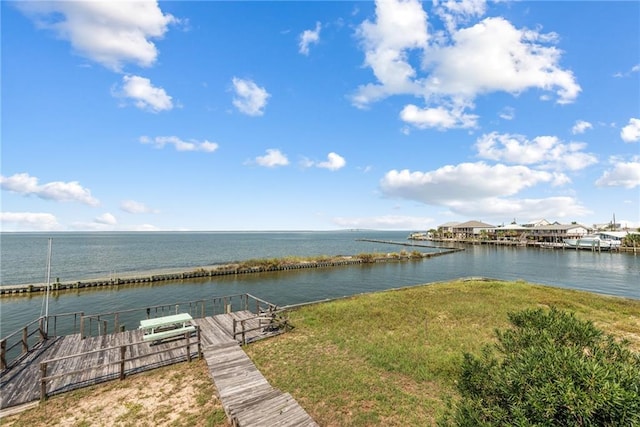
left=2, top=310, right=317, bottom=426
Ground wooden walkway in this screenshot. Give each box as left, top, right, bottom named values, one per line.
left=1, top=311, right=317, bottom=426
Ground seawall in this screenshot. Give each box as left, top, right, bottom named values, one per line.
left=0, top=249, right=463, bottom=296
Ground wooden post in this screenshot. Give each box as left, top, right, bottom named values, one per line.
left=114, top=313, right=119, bottom=332
left=241, top=320, right=246, bottom=345
left=102, top=320, right=108, bottom=336
left=120, top=346, right=126, bottom=380
left=80, top=316, right=85, bottom=339
left=39, top=317, right=47, bottom=341
left=233, top=319, right=237, bottom=340
left=22, top=327, right=28, bottom=354
left=0, top=339, right=6, bottom=370
left=196, top=326, right=202, bottom=359
left=52, top=315, right=57, bottom=337
left=186, top=331, right=191, bottom=363
left=40, top=362, right=48, bottom=402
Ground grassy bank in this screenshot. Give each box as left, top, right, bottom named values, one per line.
left=245, top=279, right=640, bottom=426
left=3, top=279, right=639, bottom=426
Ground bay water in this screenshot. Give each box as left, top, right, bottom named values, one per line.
left=1, top=231, right=638, bottom=337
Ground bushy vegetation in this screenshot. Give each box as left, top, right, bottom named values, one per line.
left=623, top=233, right=640, bottom=247
left=440, top=307, right=640, bottom=426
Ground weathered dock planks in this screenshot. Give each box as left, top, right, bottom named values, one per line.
left=200, top=316, right=317, bottom=426
left=1, top=310, right=317, bottom=426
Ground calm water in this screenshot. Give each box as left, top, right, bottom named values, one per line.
left=1, top=231, right=638, bottom=337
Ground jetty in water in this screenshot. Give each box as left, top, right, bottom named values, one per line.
left=0, top=248, right=463, bottom=296
left=0, top=294, right=317, bottom=426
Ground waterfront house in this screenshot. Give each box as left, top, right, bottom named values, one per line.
left=524, top=223, right=590, bottom=243
left=493, top=223, right=529, bottom=241
left=521, top=219, right=552, bottom=228
left=437, top=222, right=461, bottom=238
left=452, top=220, right=495, bottom=239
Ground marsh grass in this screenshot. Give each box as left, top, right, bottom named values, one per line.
left=245, top=279, right=640, bottom=426
left=235, top=252, right=416, bottom=270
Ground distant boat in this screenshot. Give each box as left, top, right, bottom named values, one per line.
left=408, top=232, right=428, bottom=240
left=564, top=232, right=626, bottom=250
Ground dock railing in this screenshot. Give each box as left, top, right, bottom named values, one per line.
left=232, top=311, right=290, bottom=345
left=73, top=293, right=269, bottom=338
left=2, top=293, right=275, bottom=368
left=1, top=311, right=84, bottom=371
left=39, top=325, right=202, bottom=402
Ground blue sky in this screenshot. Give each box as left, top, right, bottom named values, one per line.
left=2, top=0, right=639, bottom=232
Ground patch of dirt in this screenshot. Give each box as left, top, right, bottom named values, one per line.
left=2, top=361, right=229, bottom=427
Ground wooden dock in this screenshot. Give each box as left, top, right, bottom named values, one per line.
left=1, top=310, right=317, bottom=426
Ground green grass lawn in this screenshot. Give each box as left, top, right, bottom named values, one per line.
left=245, top=279, right=640, bottom=426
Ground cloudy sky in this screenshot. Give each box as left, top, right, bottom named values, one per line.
left=2, top=0, right=639, bottom=231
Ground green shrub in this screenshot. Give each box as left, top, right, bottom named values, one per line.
left=440, top=307, right=640, bottom=426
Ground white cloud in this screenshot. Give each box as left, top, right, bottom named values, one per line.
left=433, top=0, right=487, bottom=34
left=17, top=0, right=177, bottom=72
left=446, top=196, right=591, bottom=220
left=116, top=75, right=173, bottom=112
left=140, top=135, right=218, bottom=152
left=299, top=22, right=321, bottom=55
left=353, top=0, right=428, bottom=107
left=621, top=118, right=640, bottom=143
left=254, top=149, right=289, bottom=168
left=0, top=212, right=61, bottom=231
left=475, top=132, right=598, bottom=171
left=121, top=200, right=157, bottom=214
left=353, top=2, right=580, bottom=125
left=95, top=212, right=117, bottom=225
left=614, top=64, right=640, bottom=78
left=499, top=106, right=515, bottom=120
left=425, top=17, right=580, bottom=104
left=231, top=77, right=270, bottom=116
left=380, top=163, right=561, bottom=205
left=1, top=173, right=99, bottom=206
left=400, top=104, right=478, bottom=129
left=379, top=163, right=589, bottom=220
left=595, top=158, right=640, bottom=189
left=316, top=152, right=347, bottom=171
left=332, top=215, right=435, bottom=230
left=571, top=120, right=593, bottom=135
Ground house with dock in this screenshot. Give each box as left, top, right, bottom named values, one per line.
left=427, top=219, right=600, bottom=246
